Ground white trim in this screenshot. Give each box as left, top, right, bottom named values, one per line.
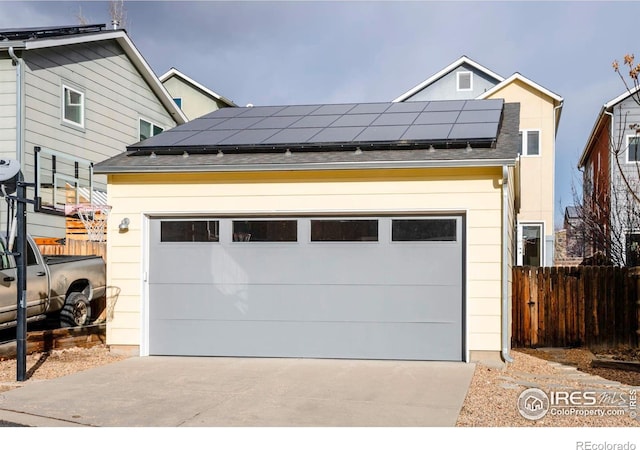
left=140, top=213, right=150, bottom=356
left=477, top=72, right=564, bottom=103
left=519, top=129, right=541, bottom=157
left=457, top=71, right=473, bottom=92
left=159, top=67, right=237, bottom=107
left=626, top=134, right=640, bottom=163
left=392, top=56, right=504, bottom=102
left=61, top=83, right=85, bottom=128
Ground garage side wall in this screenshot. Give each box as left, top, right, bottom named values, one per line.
left=105, top=167, right=504, bottom=358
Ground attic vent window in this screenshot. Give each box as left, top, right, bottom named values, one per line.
left=457, top=71, right=472, bottom=91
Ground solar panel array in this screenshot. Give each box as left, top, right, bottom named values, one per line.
left=132, top=99, right=504, bottom=151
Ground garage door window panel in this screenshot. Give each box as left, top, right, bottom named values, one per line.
left=311, top=220, right=378, bottom=242
left=160, top=220, right=220, bottom=242
left=232, top=220, right=297, bottom=242
left=392, top=219, right=457, bottom=242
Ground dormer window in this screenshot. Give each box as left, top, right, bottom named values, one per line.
left=457, top=71, right=472, bottom=91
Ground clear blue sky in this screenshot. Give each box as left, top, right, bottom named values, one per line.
left=2, top=0, right=638, bottom=227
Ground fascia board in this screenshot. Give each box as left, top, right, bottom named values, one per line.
left=94, top=158, right=517, bottom=174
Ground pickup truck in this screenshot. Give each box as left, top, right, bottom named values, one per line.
left=0, top=235, right=106, bottom=330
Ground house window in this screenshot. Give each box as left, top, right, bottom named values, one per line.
left=161, top=220, right=219, bottom=242
left=232, top=220, right=297, bottom=242
left=457, top=71, right=472, bottom=91
left=519, top=130, right=540, bottom=156
left=626, top=136, right=640, bottom=163
left=519, top=223, right=544, bottom=266
left=626, top=233, right=640, bottom=266
left=391, top=219, right=456, bottom=241
left=311, top=219, right=378, bottom=242
left=139, top=119, right=164, bottom=141
left=173, top=98, right=183, bottom=109
left=62, top=85, right=84, bottom=127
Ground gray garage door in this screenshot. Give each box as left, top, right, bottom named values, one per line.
left=148, top=215, right=464, bottom=361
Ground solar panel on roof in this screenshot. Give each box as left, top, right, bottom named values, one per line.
left=331, top=114, right=379, bottom=127
left=174, top=129, right=240, bottom=146
left=401, top=124, right=453, bottom=141
left=262, top=128, right=323, bottom=144
left=237, top=106, right=287, bottom=117
left=201, top=107, right=245, bottom=119
left=371, top=112, right=419, bottom=126
left=448, top=123, right=498, bottom=140
left=307, top=126, right=365, bottom=143
left=249, top=116, right=301, bottom=129
left=290, top=115, right=340, bottom=128
left=424, top=100, right=466, bottom=112
left=386, top=102, right=429, bottom=113
left=211, top=117, right=264, bottom=130
left=310, top=104, right=357, bottom=115
left=463, top=99, right=503, bottom=110
left=176, top=118, right=230, bottom=131
left=135, top=131, right=196, bottom=147
left=220, top=129, right=280, bottom=146
left=349, top=103, right=391, bottom=114
left=414, top=111, right=460, bottom=125
left=355, top=125, right=409, bottom=142
left=129, top=98, right=504, bottom=152
left=273, top=105, right=322, bottom=116
left=457, top=109, right=501, bottom=124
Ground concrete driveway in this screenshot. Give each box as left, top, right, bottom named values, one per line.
left=0, top=357, right=475, bottom=427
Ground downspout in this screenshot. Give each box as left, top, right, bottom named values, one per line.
left=6, top=47, right=22, bottom=246
left=8, top=47, right=23, bottom=165
left=502, top=165, right=514, bottom=363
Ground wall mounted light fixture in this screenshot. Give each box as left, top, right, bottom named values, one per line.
left=119, top=218, right=130, bottom=233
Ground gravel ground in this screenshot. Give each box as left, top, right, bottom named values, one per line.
left=0, top=345, right=639, bottom=427
left=457, top=348, right=640, bottom=427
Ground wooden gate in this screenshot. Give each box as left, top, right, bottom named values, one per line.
left=512, top=266, right=640, bottom=348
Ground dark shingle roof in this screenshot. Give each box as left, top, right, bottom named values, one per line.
left=94, top=101, right=520, bottom=174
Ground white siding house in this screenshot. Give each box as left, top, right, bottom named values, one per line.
left=0, top=24, right=186, bottom=239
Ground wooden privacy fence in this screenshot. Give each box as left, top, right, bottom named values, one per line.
left=512, top=266, right=640, bottom=349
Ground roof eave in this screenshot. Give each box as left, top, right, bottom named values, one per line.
left=94, top=158, right=517, bottom=175
left=578, top=105, right=609, bottom=168
left=477, top=73, right=564, bottom=103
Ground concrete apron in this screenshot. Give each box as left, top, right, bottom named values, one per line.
left=0, top=357, right=475, bottom=427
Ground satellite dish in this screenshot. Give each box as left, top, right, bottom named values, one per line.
left=0, top=159, right=19, bottom=196
left=0, top=159, right=19, bottom=182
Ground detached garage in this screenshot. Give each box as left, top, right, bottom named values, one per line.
left=94, top=99, right=520, bottom=362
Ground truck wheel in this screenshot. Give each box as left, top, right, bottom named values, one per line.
left=60, top=292, right=92, bottom=328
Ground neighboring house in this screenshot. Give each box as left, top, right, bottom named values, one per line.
left=159, top=67, right=236, bottom=120
left=0, top=24, right=186, bottom=239
left=578, top=88, right=640, bottom=266
left=95, top=98, right=521, bottom=363
left=554, top=206, right=584, bottom=265
left=394, top=56, right=564, bottom=267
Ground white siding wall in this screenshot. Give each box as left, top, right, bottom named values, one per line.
left=21, top=40, right=177, bottom=238
left=0, top=57, right=16, bottom=160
